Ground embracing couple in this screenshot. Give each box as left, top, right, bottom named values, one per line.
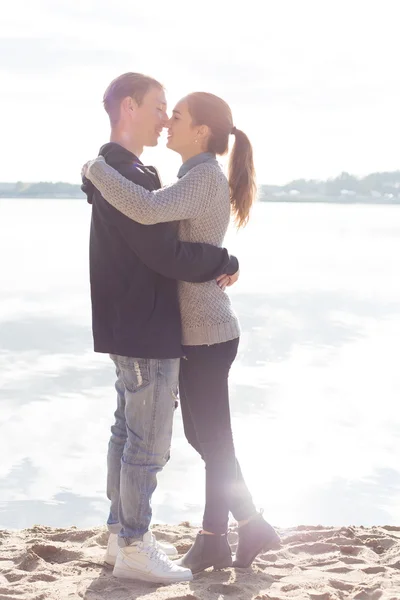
left=81, top=72, right=279, bottom=585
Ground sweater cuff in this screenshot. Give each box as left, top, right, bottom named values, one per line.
left=87, top=156, right=107, bottom=186
left=225, top=255, right=239, bottom=275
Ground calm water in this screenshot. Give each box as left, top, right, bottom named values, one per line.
left=1, top=200, right=399, bottom=530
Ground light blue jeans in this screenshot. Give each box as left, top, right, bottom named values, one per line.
left=106, top=354, right=179, bottom=542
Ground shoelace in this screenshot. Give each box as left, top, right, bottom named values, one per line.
left=141, top=542, right=175, bottom=572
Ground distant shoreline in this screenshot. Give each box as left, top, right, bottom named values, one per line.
left=1, top=195, right=399, bottom=205
left=2, top=168, right=400, bottom=204
left=259, top=197, right=400, bottom=205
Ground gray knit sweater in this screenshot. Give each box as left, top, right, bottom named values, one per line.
left=86, top=154, right=240, bottom=346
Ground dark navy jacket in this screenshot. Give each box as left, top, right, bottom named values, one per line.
left=82, top=142, right=238, bottom=358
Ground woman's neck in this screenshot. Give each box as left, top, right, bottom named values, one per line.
left=180, top=148, right=207, bottom=163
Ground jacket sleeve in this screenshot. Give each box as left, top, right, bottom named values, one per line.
left=95, top=192, right=239, bottom=282
left=86, top=156, right=216, bottom=224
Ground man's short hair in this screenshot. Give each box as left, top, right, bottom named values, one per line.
left=103, top=72, right=163, bottom=125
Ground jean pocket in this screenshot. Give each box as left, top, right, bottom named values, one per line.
left=112, top=356, right=151, bottom=393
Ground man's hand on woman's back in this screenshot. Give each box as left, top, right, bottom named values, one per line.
left=216, top=269, right=240, bottom=291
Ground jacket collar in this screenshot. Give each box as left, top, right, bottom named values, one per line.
left=177, top=152, right=216, bottom=179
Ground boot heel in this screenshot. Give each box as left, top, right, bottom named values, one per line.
left=213, top=556, right=233, bottom=570
left=263, top=540, right=281, bottom=552
left=233, top=515, right=281, bottom=568
left=177, top=532, right=232, bottom=573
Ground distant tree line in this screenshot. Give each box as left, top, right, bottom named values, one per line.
left=259, top=171, right=400, bottom=203
left=0, top=181, right=85, bottom=198
left=1, top=171, right=400, bottom=202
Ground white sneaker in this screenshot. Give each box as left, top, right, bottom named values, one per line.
left=112, top=531, right=193, bottom=584
left=105, top=532, right=178, bottom=566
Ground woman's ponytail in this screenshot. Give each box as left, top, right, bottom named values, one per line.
left=228, top=128, right=256, bottom=228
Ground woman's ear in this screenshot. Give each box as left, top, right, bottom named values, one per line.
left=198, top=124, right=210, bottom=142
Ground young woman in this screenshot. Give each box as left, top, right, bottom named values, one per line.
left=83, top=92, right=280, bottom=573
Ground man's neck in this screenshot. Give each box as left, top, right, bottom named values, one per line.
left=110, top=128, right=143, bottom=158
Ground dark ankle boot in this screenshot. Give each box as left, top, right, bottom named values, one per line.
left=233, top=513, right=280, bottom=568
left=174, top=532, right=232, bottom=574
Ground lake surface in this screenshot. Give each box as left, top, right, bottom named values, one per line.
left=1, top=200, right=399, bottom=530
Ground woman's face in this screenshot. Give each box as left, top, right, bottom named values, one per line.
left=166, top=99, right=206, bottom=156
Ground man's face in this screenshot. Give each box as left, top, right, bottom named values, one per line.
left=133, top=86, right=168, bottom=147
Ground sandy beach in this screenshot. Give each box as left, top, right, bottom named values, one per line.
left=1, top=523, right=399, bottom=599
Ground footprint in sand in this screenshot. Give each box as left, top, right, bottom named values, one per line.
left=326, top=566, right=355, bottom=574
left=290, top=542, right=338, bottom=554
left=48, top=529, right=96, bottom=543
left=352, top=585, right=383, bottom=600
left=18, top=550, right=43, bottom=572
left=28, top=573, right=58, bottom=582
left=169, top=596, right=200, bottom=600
left=259, top=552, right=279, bottom=562
left=3, top=571, right=26, bottom=582
left=339, top=545, right=362, bottom=555
left=207, top=583, right=242, bottom=595
left=340, top=556, right=366, bottom=564
left=362, top=566, right=387, bottom=574
left=29, top=544, right=82, bottom=564
left=329, top=578, right=354, bottom=592
left=284, top=532, right=326, bottom=544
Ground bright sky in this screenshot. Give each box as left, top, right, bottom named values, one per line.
left=1, top=0, right=399, bottom=185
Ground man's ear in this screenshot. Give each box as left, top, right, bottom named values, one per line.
left=121, top=96, right=139, bottom=116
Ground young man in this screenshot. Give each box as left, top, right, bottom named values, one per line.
left=82, top=73, right=238, bottom=584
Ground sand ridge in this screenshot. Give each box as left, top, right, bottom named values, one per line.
left=1, top=524, right=400, bottom=599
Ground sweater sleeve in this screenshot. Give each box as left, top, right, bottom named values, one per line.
left=86, top=156, right=218, bottom=225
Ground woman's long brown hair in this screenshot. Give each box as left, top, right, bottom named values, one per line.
left=186, top=92, right=256, bottom=227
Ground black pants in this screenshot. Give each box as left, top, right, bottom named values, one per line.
left=179, top=338, right=256, bottom=534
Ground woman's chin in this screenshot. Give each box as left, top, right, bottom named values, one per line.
left=166, top=139, right=178, bottom=152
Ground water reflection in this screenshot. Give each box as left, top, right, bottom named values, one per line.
left=235, top=290, right=400, bottom=366
left=0, top=315, right=91, bottom=354
left=0, top=495, right=108, bottom=530
left=297, top=468, right=400, bottom=526
left=1, top=201, right=400, bottom=529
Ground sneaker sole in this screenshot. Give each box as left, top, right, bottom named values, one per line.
left=106, top=548, right=177, bottom=566
left=113, top=565, right=193, bottom=584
